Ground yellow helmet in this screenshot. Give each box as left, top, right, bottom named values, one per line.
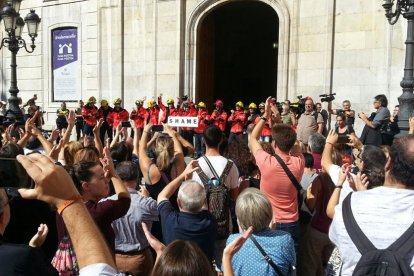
left=88, top=96, right=96, bottom=104
left=147, top=100, right=156, bottom=108
left=113, top=98, right=122, bottom=105
left=135, top=99, right=143, bottom=105
left=167, top=98, right=174, bottom=104
left=197, top=102, right=206, bottom=108
left=258, top=102, right=265, bottom=108
left=235, top=101, right=244, bottom=108
left=248, top=102, right=257, bottom=109
left=100, top=99, right=108, bottom=107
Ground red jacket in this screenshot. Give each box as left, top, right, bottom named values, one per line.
left=158, top=100, right=182, bottom=123
left=148, top=107, right=160, bottom=125
left=107, top=108, right=129, bottom=128
left=82, top=104, right=99, bottom=126
left=130, top=107, right=148, bottom=128
left=211, top=110, right=228, bottom=132
left=194, top=109, right=210, bottom=134
left=254, top=116, right=272, bottom=137
left=228, top=110, right=246, bottom=133
left=181, top=103, right=197, bottom=131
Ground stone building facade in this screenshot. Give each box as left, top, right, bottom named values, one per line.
left=0, top=0, right=408, bottom=133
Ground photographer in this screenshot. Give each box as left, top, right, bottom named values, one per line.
left=328, top=100, right=355, bottom=127
left=359, top=94, right=391, bottom=146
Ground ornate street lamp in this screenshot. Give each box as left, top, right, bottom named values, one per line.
left=382, top=0, right=414, bottom=136
left=0, top=0, right=41, bottom=125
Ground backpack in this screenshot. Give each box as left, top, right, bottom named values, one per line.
left=196, top=156, right=234, bottom=240
left=342, top=193, right=414, bottom=276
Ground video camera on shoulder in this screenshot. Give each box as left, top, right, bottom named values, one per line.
left=319, top=93, right=336, bottom=103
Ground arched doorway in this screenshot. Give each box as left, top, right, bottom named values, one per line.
left=196, top=1, right=279, bottom=111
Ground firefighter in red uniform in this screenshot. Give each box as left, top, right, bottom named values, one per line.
left=194, top=101, right=210, bottom=158
left=180, top=100, right=197, bottom=145
left=254, top=102, right=272, bottom=142
left=158, top=97, right=181, bottom=123
left=82, top=96, right=99, bottom=136
left=98, top=99, right=113, bottom=143
left=107, top=98, right=129, bottom=133
left=228, top=101, right=246, bottom=144
left=130, top=99, right=148, bottom=134
left=210, top=99, right=227, bottom=132
left=147, top=99, right=160, bottom=125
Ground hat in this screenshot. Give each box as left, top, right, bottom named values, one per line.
left=147, top=100, right=156, bottom=108
left=235, top=101, right=244, bottom=108
left=100, top=99, right=108, bottom=107
left=113, top=98, right=122, bottom=105
left=167, top=98, right=174, bottom=104
left=248, top=102, right=257, bottom=109
left=197, top=102, right=206, bottom=108
left=214, top=99, right=224, bottom=107
left=135, top=99, right=143, bottom=105
left=88, top=96, right=97, bottom=104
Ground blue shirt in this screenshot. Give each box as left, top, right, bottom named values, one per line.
left=158, top=200, right=217, bottom=260
left=110, top=188, right=158, bottom=252
left=226, top=229, right=295, bottom=276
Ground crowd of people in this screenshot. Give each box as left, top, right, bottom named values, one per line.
left=1, top=93, right=414, bottom=276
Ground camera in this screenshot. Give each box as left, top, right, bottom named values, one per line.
left=319, top=93, right=336, bottom=102
left=289, top=95, right=306, bottom=115
left=181, top=95, right=188, bottom=101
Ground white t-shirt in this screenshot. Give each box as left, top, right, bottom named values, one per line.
left=329, top=186, right=414, bottom=275
left=79, top=263, right=121, bottom=275
left=192, top=155, right=239, bottom=190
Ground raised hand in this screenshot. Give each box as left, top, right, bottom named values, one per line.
left=29, top=224, right=49, bottom=248
left=17, top=153, right=80, bottom=207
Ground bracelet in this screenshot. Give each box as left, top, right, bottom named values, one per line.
left=334, top=185, right=343, bottom=189
left=143, top=130, right=150, bottom=134
left=326, top=142, right=334, bottom=146
left=260, top=116, right=268, bottom=121
left=57, top=196, right=82, bottom=215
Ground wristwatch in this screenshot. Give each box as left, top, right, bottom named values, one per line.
left=334, top=185, right=343, bottom=189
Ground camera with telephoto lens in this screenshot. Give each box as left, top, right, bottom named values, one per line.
left=319, top=93, right=336, bottom=102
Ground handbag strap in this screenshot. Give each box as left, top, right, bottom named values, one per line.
left=250, top=235, right=285, bottom=276
left=273, top=154, right=302, bottom=191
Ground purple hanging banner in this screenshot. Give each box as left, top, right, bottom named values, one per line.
left=52, top=28, right=78, bottom=101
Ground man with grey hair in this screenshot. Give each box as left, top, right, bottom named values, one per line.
left=157, top=160, right=217, bottom=260
left=328, top=99, right=355, bottom=126
left=307, top=133, right=326, bottom=172
left=297, top=98, right=325, bottom=145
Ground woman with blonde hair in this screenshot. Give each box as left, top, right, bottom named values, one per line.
left=139, top=123, right=185, bottom=239
left=62, top=141, right=83, bottom=165
left=227, top=188, right=295, bottom=275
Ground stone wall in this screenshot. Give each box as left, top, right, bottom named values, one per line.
left=0, top=0, right=408, bottom=134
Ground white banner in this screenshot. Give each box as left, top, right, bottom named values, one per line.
left=167, top=116, right=198, bottom=127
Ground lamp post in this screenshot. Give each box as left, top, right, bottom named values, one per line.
left=382, top=0, right=414, bottom=136
left=0, top=0, right=41, bottom=125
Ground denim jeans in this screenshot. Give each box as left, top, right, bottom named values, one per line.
left=194, top=133, right=205, bottom=157
left=276, top=221, right=300, bottom=256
